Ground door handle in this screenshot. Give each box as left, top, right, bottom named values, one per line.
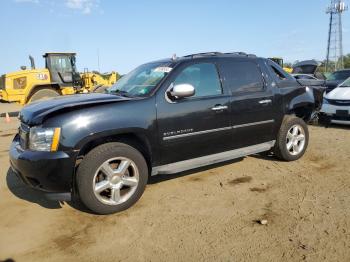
left=259, top=99, right=272, bottom=105
left=211, top=105, right=228, bottom=111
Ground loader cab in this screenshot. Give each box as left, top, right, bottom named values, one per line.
left=44, top=53, right=82, bottom=89
left=269, top=57, right=284, bottom=68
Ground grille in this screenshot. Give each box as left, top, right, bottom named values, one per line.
left=0, top=75, right=5, bottom=90
left=19, top=123, right=30, bottom=149
left=326, top=98, right=350, bottom=106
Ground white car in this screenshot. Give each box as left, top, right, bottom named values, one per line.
left=321, top=77, right=350, bottom=125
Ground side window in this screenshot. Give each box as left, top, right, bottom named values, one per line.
left=268, top=61, right=294, bottom=82
left=222, top=61, right=264, bottom=93
left=174, top=63, right=222, bottom=97
left=270, top=65, right=287, bottom=81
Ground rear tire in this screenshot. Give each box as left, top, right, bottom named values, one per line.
left=273, top=115, right=309, bottom=161
left=76, top=142, right=148, bottom=215
left=28, top=88, right=60, bottom=103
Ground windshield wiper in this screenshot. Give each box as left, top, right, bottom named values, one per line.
left=109, top=89, right=132, bottom=97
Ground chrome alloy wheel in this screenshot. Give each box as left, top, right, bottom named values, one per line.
left=286, top=124, right=306, bottom=156
left=93, top=157, right=139, bottom=205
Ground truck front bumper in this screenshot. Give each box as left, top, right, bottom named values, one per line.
left=9, top=135, right=75, bottom=199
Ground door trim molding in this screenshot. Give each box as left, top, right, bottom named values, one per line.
left=152, top=140, right=275, bottom=176
left=163, top=119, right=274, bottom=141
left=233, top=119, right=274, bottom=129
left=163, top=126, right=232, bottom=141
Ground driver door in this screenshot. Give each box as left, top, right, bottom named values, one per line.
left=156, top=62, right=232, bottom=165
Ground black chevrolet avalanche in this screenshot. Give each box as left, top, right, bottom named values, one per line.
left=10, top=52, right=324, bottom=214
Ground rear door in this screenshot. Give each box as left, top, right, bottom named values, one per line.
left=156, top=61, right=232, bottom=165
left=218, top=58, right=276, bottom=149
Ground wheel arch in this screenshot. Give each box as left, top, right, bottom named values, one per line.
left=287, top=105, right=314, bottom=121
left=26, top=83, right=61, bottom=103
left=76, top=131, right=153, bottom=171
left=286, top=90, right=317, bottom=122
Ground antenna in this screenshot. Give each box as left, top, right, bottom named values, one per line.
left=97, top=48, right=100, bottom=72
left=325, top=0, right=348, bottom=72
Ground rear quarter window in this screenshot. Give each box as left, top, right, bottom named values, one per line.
left=267, top=60, right=295, bottom=84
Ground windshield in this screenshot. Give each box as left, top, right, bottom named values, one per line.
left=49, top=55, right=73, bottom=72
left=107, top=62, right=172, bottom=97
left=327, top=71, right=350, bottom=81
left=339, top=77, right=350, bottom=87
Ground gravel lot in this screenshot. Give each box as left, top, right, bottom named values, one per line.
left=0, top=102, right=349, bottom=262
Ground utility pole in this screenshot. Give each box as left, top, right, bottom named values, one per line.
left=326, top=0, right=348, bottom=72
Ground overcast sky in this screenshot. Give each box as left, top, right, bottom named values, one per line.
left=1, top=0, right=349, bottom=74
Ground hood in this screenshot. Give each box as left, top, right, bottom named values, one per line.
left=20, top=93, right=130, bottom=125
left=325, top=87, right=350, bottom=100
left=6, top=69, right=49, bottom=78
left=292, top=60, right=321, bottom=75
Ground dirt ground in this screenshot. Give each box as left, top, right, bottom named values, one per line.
left=0, top=102, right=349, bottom=262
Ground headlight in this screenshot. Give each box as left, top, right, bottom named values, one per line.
left=29, top=127, right=61, bottom=152
left=323, top=98, right=329, bottom=104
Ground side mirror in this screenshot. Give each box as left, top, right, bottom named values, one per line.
left=170, top=83, right=195, bottom=98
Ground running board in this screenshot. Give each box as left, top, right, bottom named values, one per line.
left=151, top=140, right=275, bottom=176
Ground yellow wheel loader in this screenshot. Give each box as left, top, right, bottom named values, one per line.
left=82, top=70, right=119, bottom=93
left=0, top=53, right=120, bottom=105
left=268, top=57, right=293, bottom=73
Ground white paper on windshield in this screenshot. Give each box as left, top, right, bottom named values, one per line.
left=154, top=67, right=172, bottom=73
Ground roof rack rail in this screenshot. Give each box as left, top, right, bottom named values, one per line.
left=224, top=52, right=257, bottom=57
left=182, top=51, right=257, bottom=59
left=225, top=52, right=247, bottom=55
left=183, top=52, right=223, bottom=58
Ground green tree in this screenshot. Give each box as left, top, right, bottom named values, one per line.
left=342, top=54, right=350, bottom=68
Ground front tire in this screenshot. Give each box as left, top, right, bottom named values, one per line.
left=274, top=116, right=309, bottom=161
left=76, top=142, right=148, bottom=214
